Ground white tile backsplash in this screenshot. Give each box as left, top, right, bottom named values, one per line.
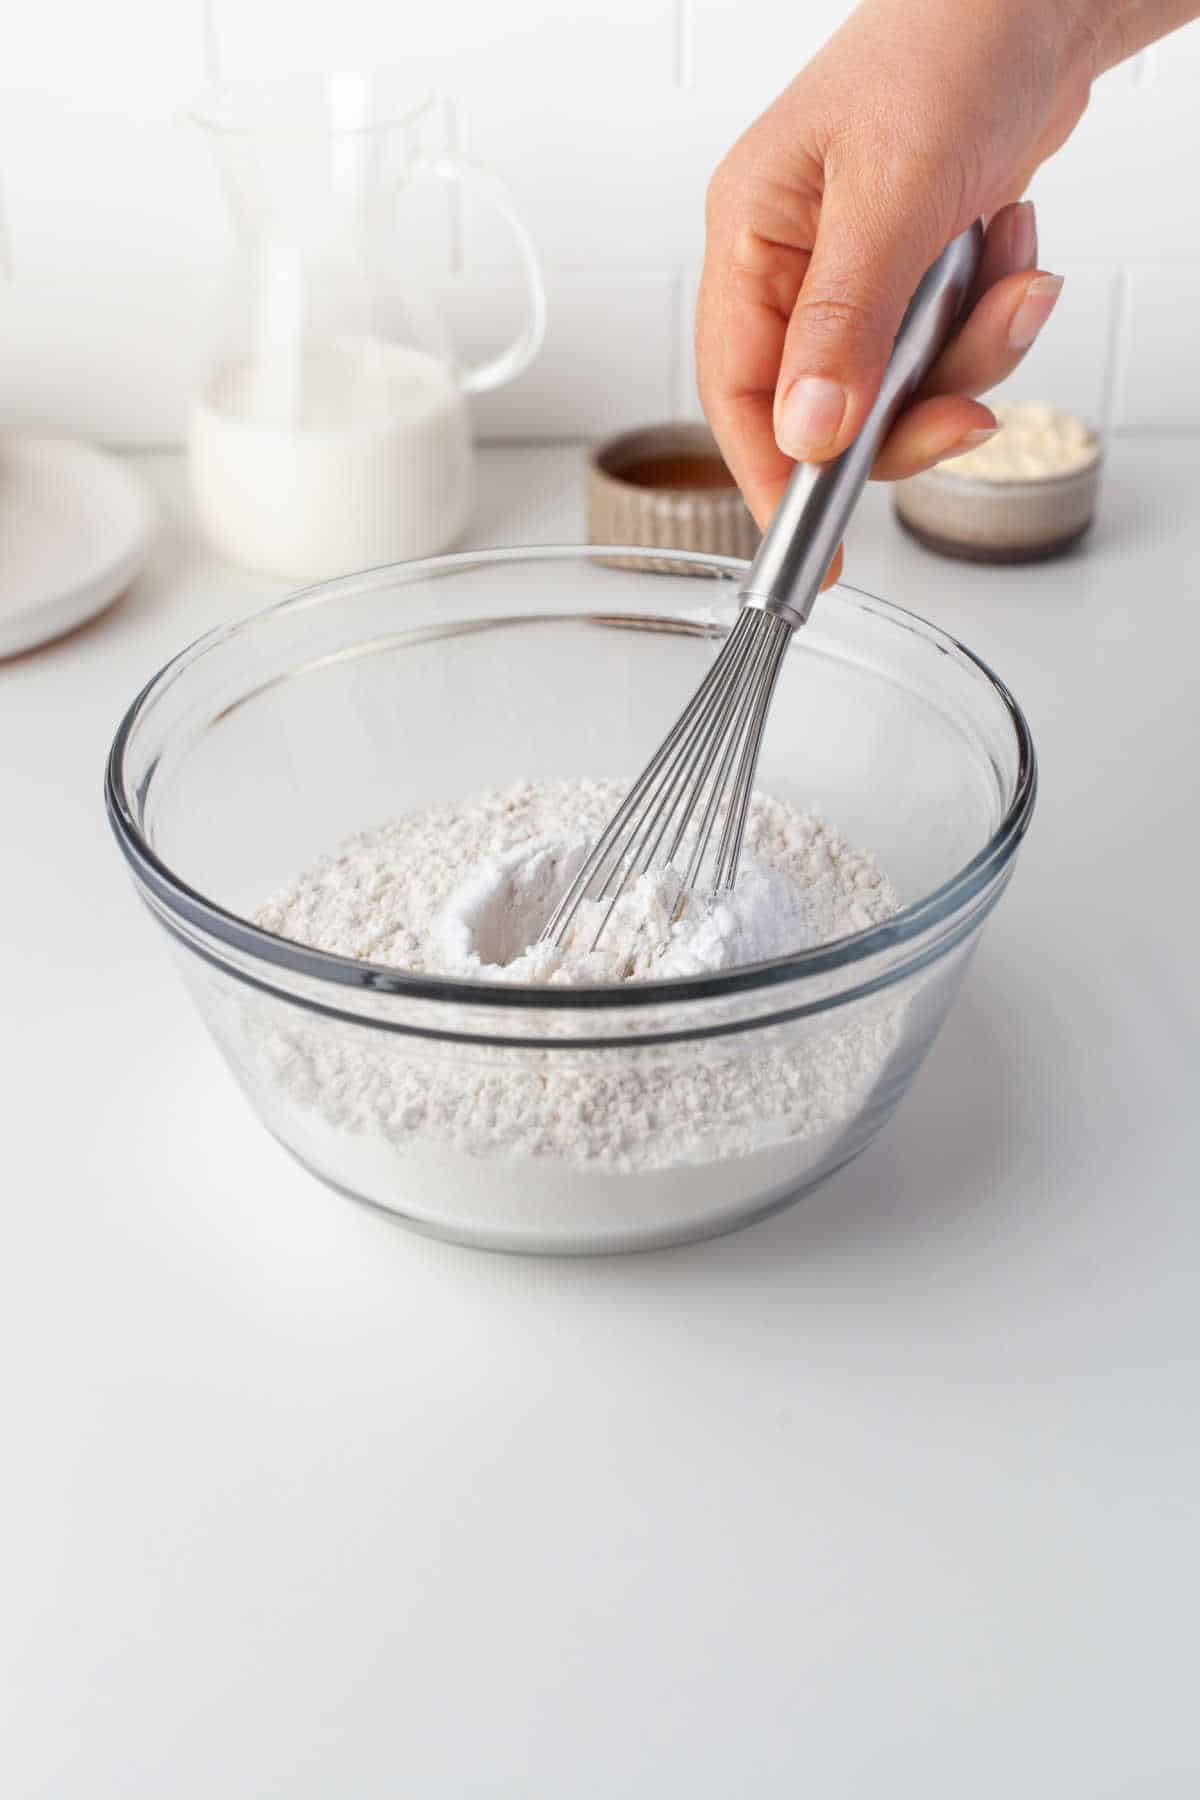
left=456, top=271, right=677, bottom=439
left=990, top=264, right=1122, bottom=427
left=0, top=0, right=220, bottom=254
left=210, top=0, right=676, bottom=86
left=1110, top=263, right=1200, bottom=430
left=1141, top=13, right=1200, bottom=83
left=688, top=0, right=855, bottom=103
left=1021, top=77, right=1199, bottom=265
left=0, top=274, right=224, bottom=441
left=1, top=0, right=1198, bottom=444
left=453, top=87, right=740, bottom=272
left=1, top=113, right=228, bottom=284
left=0, top=0, right=209, bottom=101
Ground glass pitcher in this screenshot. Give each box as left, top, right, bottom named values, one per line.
left=187, top=74, right=546, bottom=581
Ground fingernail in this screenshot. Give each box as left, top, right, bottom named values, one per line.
left=1008, top=274, right=1063, bottom=350
left=953, top=427, right=1000, bottom=453
left=776, top=376, right=847, bottom=458
left=1011, top=199, right=1038, bottom=271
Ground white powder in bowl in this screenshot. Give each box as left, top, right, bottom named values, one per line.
left=429, top=838, right=821, bottom=984
left=938, top=399, right=1100, bottom=483
left=245, top=780, right=909, bottom=1245
left=257, top=778, right=896, bottom=983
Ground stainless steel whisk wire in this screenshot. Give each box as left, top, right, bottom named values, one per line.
left=541, top=222, right=985, bottom=952
left=541, top=608, right=792, bottom=949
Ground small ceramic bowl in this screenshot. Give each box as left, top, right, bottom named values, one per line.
left=587, top=422, right=759, bottom=567
left=893, top=437, right=1104, bottom=564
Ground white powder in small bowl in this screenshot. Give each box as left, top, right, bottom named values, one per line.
left=937, top=400, right=1100, bottom=483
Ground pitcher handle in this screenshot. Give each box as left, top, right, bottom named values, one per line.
left=406, top=152, right=547, bottom=397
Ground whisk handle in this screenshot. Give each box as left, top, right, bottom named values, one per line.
left=739, top=220, right=984, bottom=631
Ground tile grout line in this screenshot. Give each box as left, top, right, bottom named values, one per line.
left=1106, top=422, right=1200, bottom=437
left=1100, top=265, right=1133, bottom=433
left=445, top=98, right=466, bottom=278
left=673, top=0, right=695, bottom=89
left=97, top=427, right=1200, bottom=453
left=670, top=272, right=686, bottom=412
left=200, top=0, right=222, bottom=82
left=552, top=263, right=694, bottom=281
left=0, top=171, right=13, bottom=282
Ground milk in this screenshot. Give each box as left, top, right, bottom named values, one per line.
left=188, top=341, right=473, bottom=580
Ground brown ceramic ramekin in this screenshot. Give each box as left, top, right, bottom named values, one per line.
left=587, top=423, right=759, bottom=568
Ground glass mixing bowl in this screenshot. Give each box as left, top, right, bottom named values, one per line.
left=106, top=546, right=1036, bottom=1254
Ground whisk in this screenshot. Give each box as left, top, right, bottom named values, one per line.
left=541, top=222, right=984, bottom=951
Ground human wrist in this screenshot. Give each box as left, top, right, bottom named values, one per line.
left=1053, top=0, right=1196, bottom=78
left=1032, top=0, right=1116, bottom=82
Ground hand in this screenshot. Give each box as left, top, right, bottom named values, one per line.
left=696, top=0, right=1103, bottom=585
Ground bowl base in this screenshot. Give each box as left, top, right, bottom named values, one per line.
left=895, top=512, right=1091, bottom=565
left=271, top=1129, right=879, bottom=1258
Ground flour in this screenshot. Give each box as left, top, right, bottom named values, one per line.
left=258, top=779, right=895, bottom=981
left=429, top=838, right=822, bottom=984
left=245, top=780, right=907, bottom=1244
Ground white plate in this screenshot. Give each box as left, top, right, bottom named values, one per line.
left=0, top=435, right=154, bottom=658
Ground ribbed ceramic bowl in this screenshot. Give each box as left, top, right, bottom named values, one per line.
left=106, top=546, right=1036, bottom=1255
left=587, top=422, right=759, bottom=564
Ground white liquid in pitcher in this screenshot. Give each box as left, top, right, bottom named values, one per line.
left=188, top=342, right=473, bottom=580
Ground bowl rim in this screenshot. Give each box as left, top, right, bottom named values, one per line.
left=105, top=543, right=1037, bottom=1013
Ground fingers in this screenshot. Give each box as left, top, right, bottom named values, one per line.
left=868, top=196, right=1059, bottom=479
left=771, top=192, right=1058, bottom=482
left=701, top=168, right=1061, bottom=528
left=772, top=176, right=954, bottom=465
left=694, top=195, right=811, bottom=530
left=920, top=267, right=1063, bottom=400
left=820, top=542, right=844, bottom=592
left=872, top=395, right=998, bottom=481
left=972, top=199, right=1038, bottom=299
left=705, top=388, right=796, bottom=534
left=875, top=259, right=1063, bottom=482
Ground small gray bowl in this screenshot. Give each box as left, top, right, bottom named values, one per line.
left=893, top=441, right=1103, bottom=564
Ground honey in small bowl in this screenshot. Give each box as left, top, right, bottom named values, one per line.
left=588, top=422, right=757, bottom=563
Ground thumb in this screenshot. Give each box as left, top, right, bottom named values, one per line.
left=773, top=179, right=954, bottom=464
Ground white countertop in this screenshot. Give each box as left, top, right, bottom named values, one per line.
left=3, top=442, right=1198, bottom=1797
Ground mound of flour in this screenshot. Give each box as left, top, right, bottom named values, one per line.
left=250, top=779, right=904, bottom=1190
left=258, top=778, right=897, bottom=983
left=430, top=838, right=821, bottom=984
